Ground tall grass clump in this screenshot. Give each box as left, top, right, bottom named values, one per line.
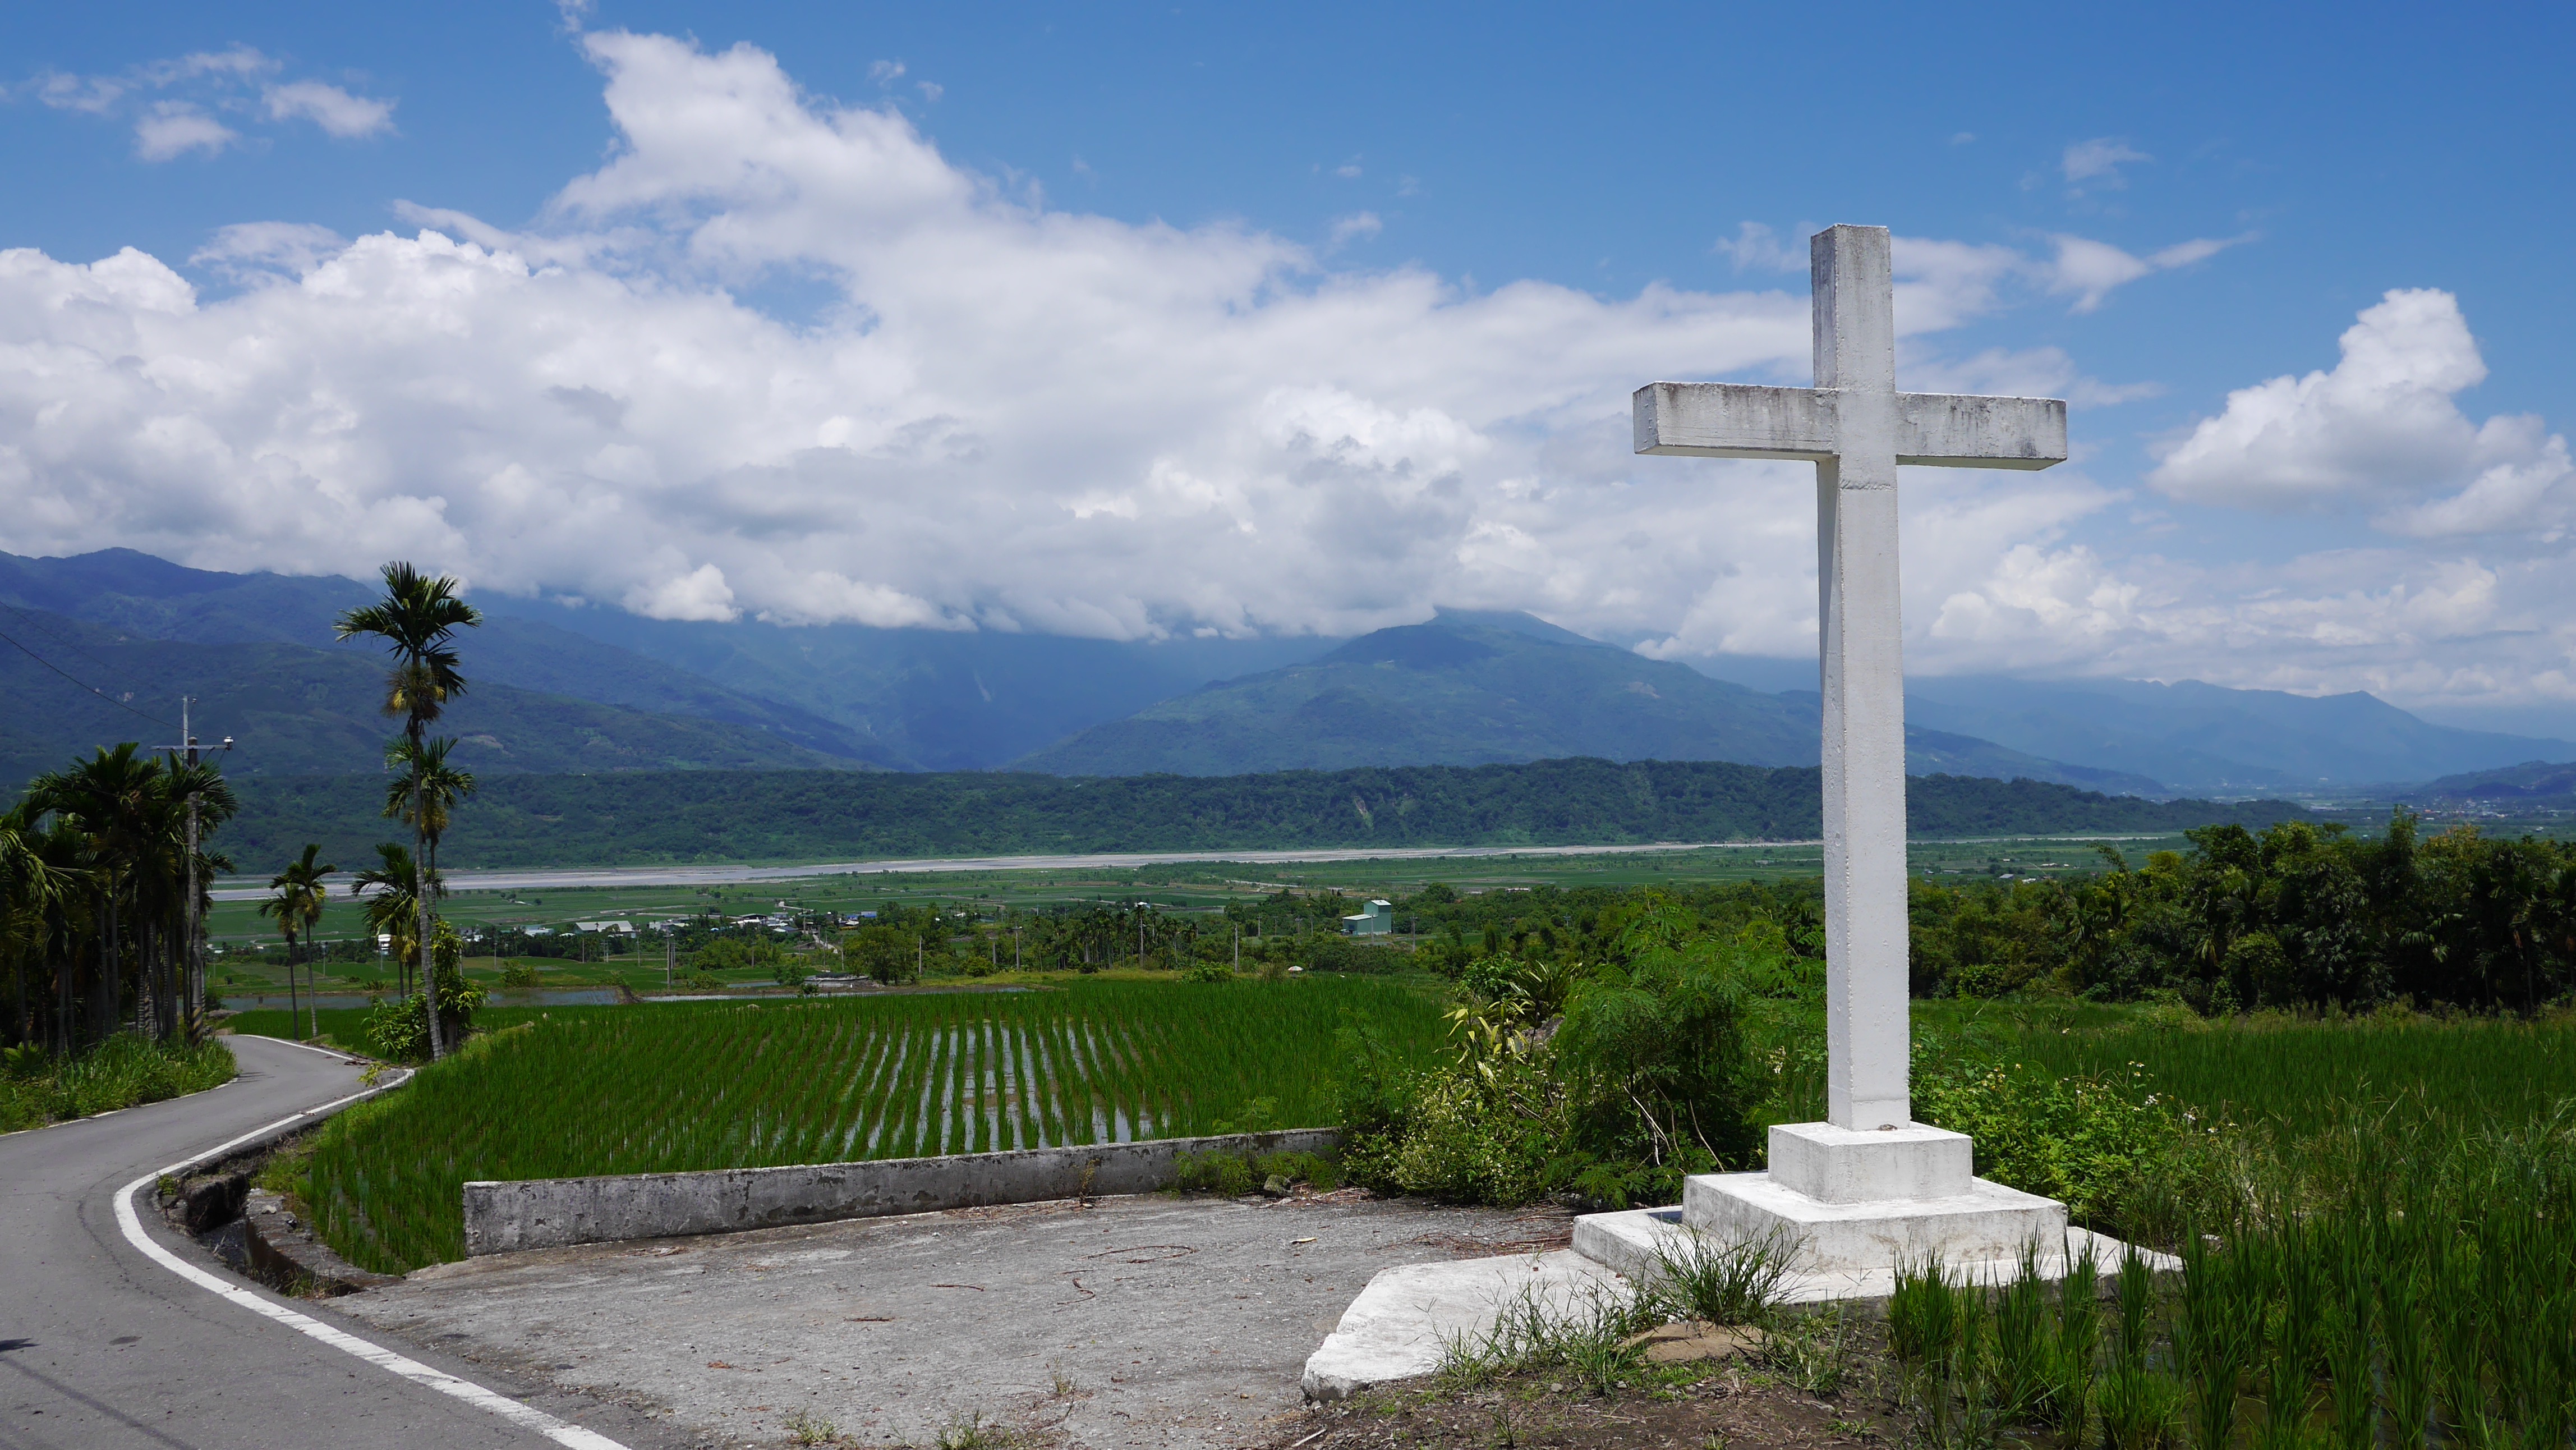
left=0, top=1035, right=236, bottom=1131
left=291, top=978, right=1440, bottom=1272
left=1881, top=1096, right=2576, bottom=1450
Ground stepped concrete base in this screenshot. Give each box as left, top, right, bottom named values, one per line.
left=1769, top=1122, right=1975, bottom=1203
left=1574, top=1206, right=2164, bottom=1302
left=1683, top=1169, right=2067, bottom=1273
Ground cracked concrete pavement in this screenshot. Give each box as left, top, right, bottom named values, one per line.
left=330, top=1191, right=1575, bottom=1449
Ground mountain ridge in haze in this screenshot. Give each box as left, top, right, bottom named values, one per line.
left=1014, top=609, right=2166, bottom=792
left=8, top=549, right=2566, bottom=793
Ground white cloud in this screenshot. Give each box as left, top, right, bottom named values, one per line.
left=2149, top=288, right=2576, bottom=534
left=1327, top=212, right=1382, bottom=248
left=27, top=48, right=393, bottom=158
left=134, top=103, right=236, bottom=161
left=188, top=222, right=348, bottom=283
left=263, top=80, right=395, bottom=138
left=21, top=25, right=2543, bottom=715
left=2062, top=137, right=2150, bottom=186
left=2044, top=232, right=2250, bottom=313
left=624, top=562, right=739, bottom=621
left=1712, top=222, right=1801, bottom=273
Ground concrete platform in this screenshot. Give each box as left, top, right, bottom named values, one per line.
left=1683, top=1169, right=2068, bottom=1272
left=1573, top=1205, right=2170, bottom=1302
left=333, top=1190, right=1577, bottom=1449
left=1299, top=1249, right=1629, bottom=1401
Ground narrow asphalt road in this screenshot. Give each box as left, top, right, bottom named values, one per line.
left=0, top=1035, right=677, bottom=1450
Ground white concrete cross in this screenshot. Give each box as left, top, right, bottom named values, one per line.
left=1634, top=224, right=2067, bottom=1132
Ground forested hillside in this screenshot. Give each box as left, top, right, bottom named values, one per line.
left=214, top=758, right=2310, bottom=870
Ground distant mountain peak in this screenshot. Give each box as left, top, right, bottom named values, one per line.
left=1425, top=607, right=1606, bottom=648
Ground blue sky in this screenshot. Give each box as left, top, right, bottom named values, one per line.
left=3, top=2, right=2573, bottom=729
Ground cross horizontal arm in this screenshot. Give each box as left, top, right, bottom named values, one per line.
left=1633, top=382, right=2068, bottom=470
left=1893, top=392, right=2067, bottom=470
left=1632, top=382, right=1836, bottom=461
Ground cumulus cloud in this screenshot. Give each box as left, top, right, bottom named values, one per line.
left=14, top=25, right=2424, bottom=709
left=2149, top=289, right=2576, bottom=538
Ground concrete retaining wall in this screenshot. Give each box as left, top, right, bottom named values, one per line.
left=461, top=1127, right=1346, bottom=1256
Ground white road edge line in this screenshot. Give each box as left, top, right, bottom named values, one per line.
left=245, top=1033, right=369, bottom=1065
left=114, top=1068, right=633, bottom=1450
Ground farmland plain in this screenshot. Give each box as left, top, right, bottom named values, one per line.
left=277, top=977, right=1443, bottom=1273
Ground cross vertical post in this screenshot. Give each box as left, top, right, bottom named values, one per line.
left=1811, top=224, right=1911, bottom=1132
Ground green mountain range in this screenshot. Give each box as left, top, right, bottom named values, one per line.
left=1016, top=610, right=2165, bottom=793
left=7, top=549, right=2567, bottom=799
left=0, top=606, right=851, bottom=788
left=217, top=758, right=2312, bottom=871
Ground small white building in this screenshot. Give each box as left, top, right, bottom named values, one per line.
left=574, top=919, right=637, bottom=935
left=1341, top=900, right=1395, bottom=936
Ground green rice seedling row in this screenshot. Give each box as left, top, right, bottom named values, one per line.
left=1954, top=1008, right=2576, bottom=1134
left=281, top=979, right=1441, bottom=1273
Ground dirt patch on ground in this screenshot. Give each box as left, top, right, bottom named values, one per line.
left=1250, top=1357, right=1908, bottom=1450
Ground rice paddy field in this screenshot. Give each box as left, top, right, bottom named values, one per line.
left=275, top=977, right=1442, bottom=1273
left=1933, top=1002, right=2576, bottom=1134
left=1883, top=1003, right=2576, bottom=1448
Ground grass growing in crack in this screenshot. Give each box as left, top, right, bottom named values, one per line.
left=1437, top=1282, right=1662, bottom=1397
left=783, top=1410, right=841, bottom=1446
left=933, top=1410, right=1020, bottom=1450
left=1643, top=1226, right=1796, bottom=1327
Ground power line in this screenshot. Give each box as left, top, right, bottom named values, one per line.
left=0, top=619, right=178, bottom=731
left=0, top=599, right=162, bottom=702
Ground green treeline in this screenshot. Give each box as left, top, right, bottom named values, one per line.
left=215, top=759, right=2309, bottom=870
left=1369, top=812, right=2576, bottom=1015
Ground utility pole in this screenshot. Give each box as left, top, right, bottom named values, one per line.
left=666, top=930, right=675, bottom=990
left=159, top=699, right=233, bottom=1043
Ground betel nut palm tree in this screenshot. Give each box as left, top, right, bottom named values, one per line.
left=384, top=737, right=475, bottom=908
left=260, top=845, right=335, bottom=1044
left=385, top=737, right=474, bottom=1028
left=336, top=562, right=480, bottom=1060
left=0, top=802, right=79, bottom=1057
left=27, top=744, right=164, bottom=1044
left=350, top=842, right=434, bottom=1001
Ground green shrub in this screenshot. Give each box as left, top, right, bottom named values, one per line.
left=1171, top=1150, right=1258, bottom=1196
left=361, top=925, right=490, bottom=1062
left=0, top=1035, right=237, bottom=1131
left=1340, top=1052, right=1566, bottom=1205
left=1184, top=960, right=1232, bottom=983
left=1549, top=942, right=1765, bottom=1204
left=1912, top=1054, right=2190, bottom=1234
left=1168, top=1146, right=1337, bottom=1195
